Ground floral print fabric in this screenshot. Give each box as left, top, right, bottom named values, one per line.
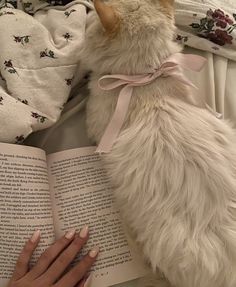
left=0, top=0, right=93, bottom=144
left=175, top=0, right=236, bottom=61
left=190, top=9, right=235, bottom=46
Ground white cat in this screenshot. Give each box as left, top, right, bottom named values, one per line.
left=81, top=1, right=236, bottom=286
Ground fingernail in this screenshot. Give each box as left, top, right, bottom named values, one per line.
left=79, top=226, right=89, bottom=239
left=89, top=246, right=99, bottom=258
left=65, top=229, right=76, bottom=240
left=30, top=230, right=40, bottom=243
left=84, top=274, right=92, bottom=287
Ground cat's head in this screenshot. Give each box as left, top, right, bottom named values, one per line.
left=94, top=0, right=175, bottom=36
left=83, top=0, right=178, bottom=74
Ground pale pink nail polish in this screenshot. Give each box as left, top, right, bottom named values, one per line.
left=79, top=226, right=89, bottom=239
left=65, top=229, right=76, bottom=240
left=89, top=246, right=99, bottom=258
left=84, top=275, right=92, bottom=287
left=30, top=230, right=40, bottom=243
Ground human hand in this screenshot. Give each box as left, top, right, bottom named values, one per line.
left=8, top=227, right=99, bottom=287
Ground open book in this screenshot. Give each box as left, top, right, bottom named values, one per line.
left=0, top=143, right=147, bottom=287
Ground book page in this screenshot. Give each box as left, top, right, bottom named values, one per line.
left=0, top=143, right=55, bottom=287
left=47, top=147, right=147, bottom=287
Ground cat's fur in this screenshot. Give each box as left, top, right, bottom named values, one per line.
left=81, top=1, right=236, bottom=286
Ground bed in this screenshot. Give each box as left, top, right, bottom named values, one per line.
left=1, top=0, right=236, bottom=286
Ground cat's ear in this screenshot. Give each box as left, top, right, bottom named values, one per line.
left=159, top=0, right=175, bottom=8
left=158, top=0, right=175, bottom=17
left=94, top=0, right=120, bottom=34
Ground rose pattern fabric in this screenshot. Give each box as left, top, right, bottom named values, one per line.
left=190, top=9, right=236, bottom=46
left=175, top=0, right=236, bottom=61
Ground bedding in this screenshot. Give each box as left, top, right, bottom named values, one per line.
left=175, top=0, right=236, bottom=61
left=2, top=0, right=236, bottom=286
left=25, top=2, right=236, bottom=286
left=174, top=0, right=236, bottom=124
left=0, top=0, right=236, bottom=145
left=0, top=0, right=92, bottom=144
left=25, top=46, right=236, bottom=287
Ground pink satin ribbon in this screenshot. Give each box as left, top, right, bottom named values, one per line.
left=96, top=53, right=222, bottom=153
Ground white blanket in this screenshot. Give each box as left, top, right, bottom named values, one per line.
left=0, top=0, right=92, bottom=144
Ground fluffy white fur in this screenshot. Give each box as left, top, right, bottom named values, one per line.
left=81, top=1, right=236, bottom=286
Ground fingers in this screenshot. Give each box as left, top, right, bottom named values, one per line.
left=77, top=278, right=87, bottom=287
left=12, top=230, right=40, bottom=281
left=77, top=275, right=92, bottom=287
left=55, top=247, right=99, bottom=287
left=40, top=226, right=89, bottom=285
left=29, top=229, right=76, bottom=279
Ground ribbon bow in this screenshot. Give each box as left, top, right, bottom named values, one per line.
left=96, top=53, right=222, bottom=153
